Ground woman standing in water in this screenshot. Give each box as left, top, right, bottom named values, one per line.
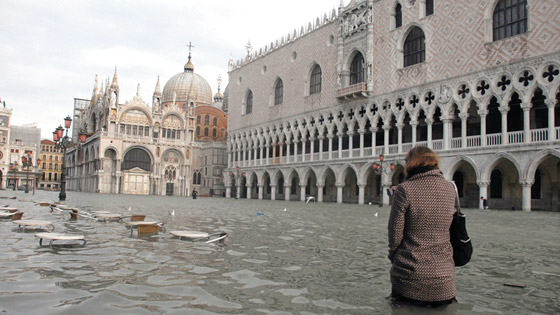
left=388, top=146, right=457, bottom=306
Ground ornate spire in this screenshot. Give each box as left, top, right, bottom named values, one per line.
left=153, top=75, right=161, bottom=96
left=245, top=40, right=253, bottom=58
left=136, top=83, right=141, bottom=97
left=92, top=74, right=99, bottom=95
left=111, top=67, right=119, bottom=89
left=184, top=42, right=195, bottom=72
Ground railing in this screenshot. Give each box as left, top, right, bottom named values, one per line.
left=466, top=135, right=480, bottom=147
left=451, top=138, right=462, bottom=149
left=557, top=127, right=560, bottom=140
left=364, top=148, right=372, bottom=156
left=341, top=150, right=349, bottom=158
left=402, top=143, right=413, bottom=153
left=487, top=133, right=501, bottom=146
left=388, top=144, right=398, bottom=154
left=375, top=147, right=384, bottom=156
left=336, top=83, right=367, bottom=98
left=531, top=128, right=548, bottom=142
left=508, top=131, right=524, bottom=144
left=432, top=140, right=443, bottom=150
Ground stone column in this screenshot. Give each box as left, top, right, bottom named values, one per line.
left=246, top=185, right=252, bottom=200
left=396, top=122, right=404, bottom=154
left=227, top=151, right=231, bottom=168
left=253, top=146, right=258, bottom=167
left=383, top=126, right=390, bottom=154
left=258, top=184, right=263, bottom=200
left=348, top=132, right=354, bottom=158
left=300, top=184, right=307, bottom=202
left=500, top=107, right=509, bottom=145
left=286, top=140, right=291, bottom=164
left=523, top=106, right=531, bottom=143
left=309, top=136, right=315, bottom=161
left=478, top=181, right=488, bottom=209
left=260, top=145, right=264, bottom=166
left=359, top=129, right=365, bottom=157
left=279, top=142, right=284, bottom=164
left=318, top=136, right=324, bottom=161
left=358, top=183, right=365, bottom=205
left=479, top=111, right=488, bottom=146
left=521, top=180, right=533, bottom=211
left=317, top=183, right=324, bottom=202
left=271, top=184, right=277, bottom=201
left=336, top=183, right=344, bottom=204
left=301, top=139, right=306, bottom=162
left=338, top=132, right=343, bottom=159
left=285, top=185, right=291, bottom=201
left=328, top=134, right=333, bottom=160
left=272, top=143, right=277, bottom=165
left=370, top=127, right=377, bottom=155
left=236, top=182, right=242, bottom=199
left=547, top=100, right=556, bottom=140
left=443, top=118, right=453, bottom=150
left=225, top=186, right=231, bottom=198
left=426, top=118, right=433, bottom=149
left=459, top=113, right=468, bottom=148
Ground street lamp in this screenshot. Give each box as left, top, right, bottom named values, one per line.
left=21, top=150, right=33, bottom=193
left=52, top=115, right=85, bottom=201
left=372, top=154, right=395, bottom=207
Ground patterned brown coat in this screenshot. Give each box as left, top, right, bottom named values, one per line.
left=388, top=169, right=457, bottom=302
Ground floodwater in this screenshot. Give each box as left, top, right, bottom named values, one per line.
left=0, top=190, right=559, bottom=315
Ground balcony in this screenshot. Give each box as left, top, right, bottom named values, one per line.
left=336, top=83, right=368, bottom=100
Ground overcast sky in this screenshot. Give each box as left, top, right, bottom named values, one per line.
left=0, top=0, right=342, bottom=139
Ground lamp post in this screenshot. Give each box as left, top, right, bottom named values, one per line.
left=53, top=115, right=85, bottom=201
left=229, top=166, right=245, bottom=199
left=21, top=150, right=33, bottom=193
left=372, top=154, right=395, bottom=207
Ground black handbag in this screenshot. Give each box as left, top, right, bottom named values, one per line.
left=450, top=182, right=473, bottom=267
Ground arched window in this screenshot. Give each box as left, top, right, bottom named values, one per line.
left=350, top=53, right=365, bottom=85
left=196, top=126, right=200, bottom=135
left=395, top=3, right=402, bottom=28
left=212, top=128, right=217, bottom=138
left=213, top=117, right=218, bottom=126
left=204, top=115, right=210, bottom=125
left=310, top=65, right=322, bottom=95
left=404, top=27, right=425, bottom=67
left=245, top=90, right=253, bottom=114
left=490, top=169, right=503, bottom=198
left=493, top=0, right=527, bottom=41
left=426, top=0, right=434, bottom=16
left=122, top=148, right=151, bottom=172
left=196, top=115, right=201, bottom=124
left=274, top=79, right=284, bottom=105
left=204, top=127, right=209, bottom=136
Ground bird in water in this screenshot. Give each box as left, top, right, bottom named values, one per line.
left=128, top=206, right=132, bottom=212
left=374, top=212, right=379, bottom=217
left=169, top=209, right=175, bottom=216
left=283, top=208, right=287, bottom=211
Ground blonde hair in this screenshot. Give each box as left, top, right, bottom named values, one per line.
left=404, top=146, right=440, bottom=179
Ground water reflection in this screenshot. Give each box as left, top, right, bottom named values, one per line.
left=0, top=190, right=558, bottom=314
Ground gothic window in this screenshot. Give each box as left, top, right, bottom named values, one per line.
left=493, top=0, right=527, bottom=41
left=395, top=3, right=402, bottom=28
left=204, top=127, right=209, bottom=136
left=490, top=169, right=503, bottom=198
left=212, top=128, right=217, bottom=138
left=213, top=117, right=218, bottom=126
left=204, top=114, right=210, bottom=125
left=350, top=53, right=365, bottom=85
left=122, top=148, right=151, bottom=172
left=274, top=79, right=284, bottom=105
left=197, top=115, right=201, bottom=124
left=196, top=126, right=200, bottom=136
left=426, top=0, right=434, bottom=16
left=245, top=90, right=253, bottom=114
left=404, top=27, right=425, bottom=67
left=310, top=64, right=322, bottom=95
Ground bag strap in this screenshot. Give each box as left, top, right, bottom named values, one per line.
left=450, top=181, right=464, bottom=216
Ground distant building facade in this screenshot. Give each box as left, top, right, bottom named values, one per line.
left=7, top=124, right=42, bottom=191
left=66, top=53, right=228, bottom=196
left=38, top=139, right=63, bottom=190
left=225, top=0, right=560, bottom=211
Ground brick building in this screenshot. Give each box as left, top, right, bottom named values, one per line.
left=39, top=139, right=63, bottom=190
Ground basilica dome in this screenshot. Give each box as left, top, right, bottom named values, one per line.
left=162, top=55, right=213, bottom=106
